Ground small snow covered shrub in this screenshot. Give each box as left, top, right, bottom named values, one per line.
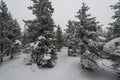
left=31, top=36, right=57, bottom=68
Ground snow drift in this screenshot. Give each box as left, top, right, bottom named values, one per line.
left=104, top=38, right=120, bottom=53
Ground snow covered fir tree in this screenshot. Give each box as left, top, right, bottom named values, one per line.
left=0, top=0, right=21, bottom=62
left=24, top=0, right=57, bottom=68
left=55, top=25, right=63, bottom=51
left=75, top=3, right=103, bottom=71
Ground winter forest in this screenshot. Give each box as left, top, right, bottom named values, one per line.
left=1, top=0, right=120, bottom=80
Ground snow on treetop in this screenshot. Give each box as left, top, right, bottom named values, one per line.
left=38, top=36, right=46, bottom=40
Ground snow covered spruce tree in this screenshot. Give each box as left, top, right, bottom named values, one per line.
left=0, top=0, right=21, bottom=61
left=24, top=0, right=57, bottom=68
left=76, top=3, right=102, bottom=71
left=55, top=25, right=63, bottom=51
left=109, top=1, right=120, bottom=39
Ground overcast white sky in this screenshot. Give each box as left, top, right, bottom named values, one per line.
left=4, top=0, right=117, bottom=31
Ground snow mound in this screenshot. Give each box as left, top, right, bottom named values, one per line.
left=104, top=38, right=120, bottom=53
left=97, top=59, right=114, bottom=72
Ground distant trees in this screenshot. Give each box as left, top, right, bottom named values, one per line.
left=55, top=25, right=63, bottom=51
left=65, top=20, right=80, bottom=56
left=0, top=0, right=21, bottom=61
left=65, top=20, right=76, bottom=47
left=24, top=0, right=57, bottom=68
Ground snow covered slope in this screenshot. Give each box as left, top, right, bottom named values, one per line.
left=0, top=47, right=89, bottom=80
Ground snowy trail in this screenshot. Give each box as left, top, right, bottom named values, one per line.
left=0, top=47, right=89, bottom=80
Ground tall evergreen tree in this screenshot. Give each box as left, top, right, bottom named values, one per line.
left=109, top=0, right=120, bottom=39
left=75, top=3, right=101, bottom=71
left=0, top=0, right=21, bottom=61
left=55, top=25, right=63, bottom=51
left=24, top=0, right=57, bottom=68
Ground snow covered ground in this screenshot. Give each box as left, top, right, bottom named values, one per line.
left=0, top=47, right=90, bottom=80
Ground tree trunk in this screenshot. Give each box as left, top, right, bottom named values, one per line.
left=1, top=58, right=3, bottom=62
left=10, top=48, right=13, bottom=59
left=0, top=43, right=3, bottom=62
left=7, top=49, right=9, bottom=56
